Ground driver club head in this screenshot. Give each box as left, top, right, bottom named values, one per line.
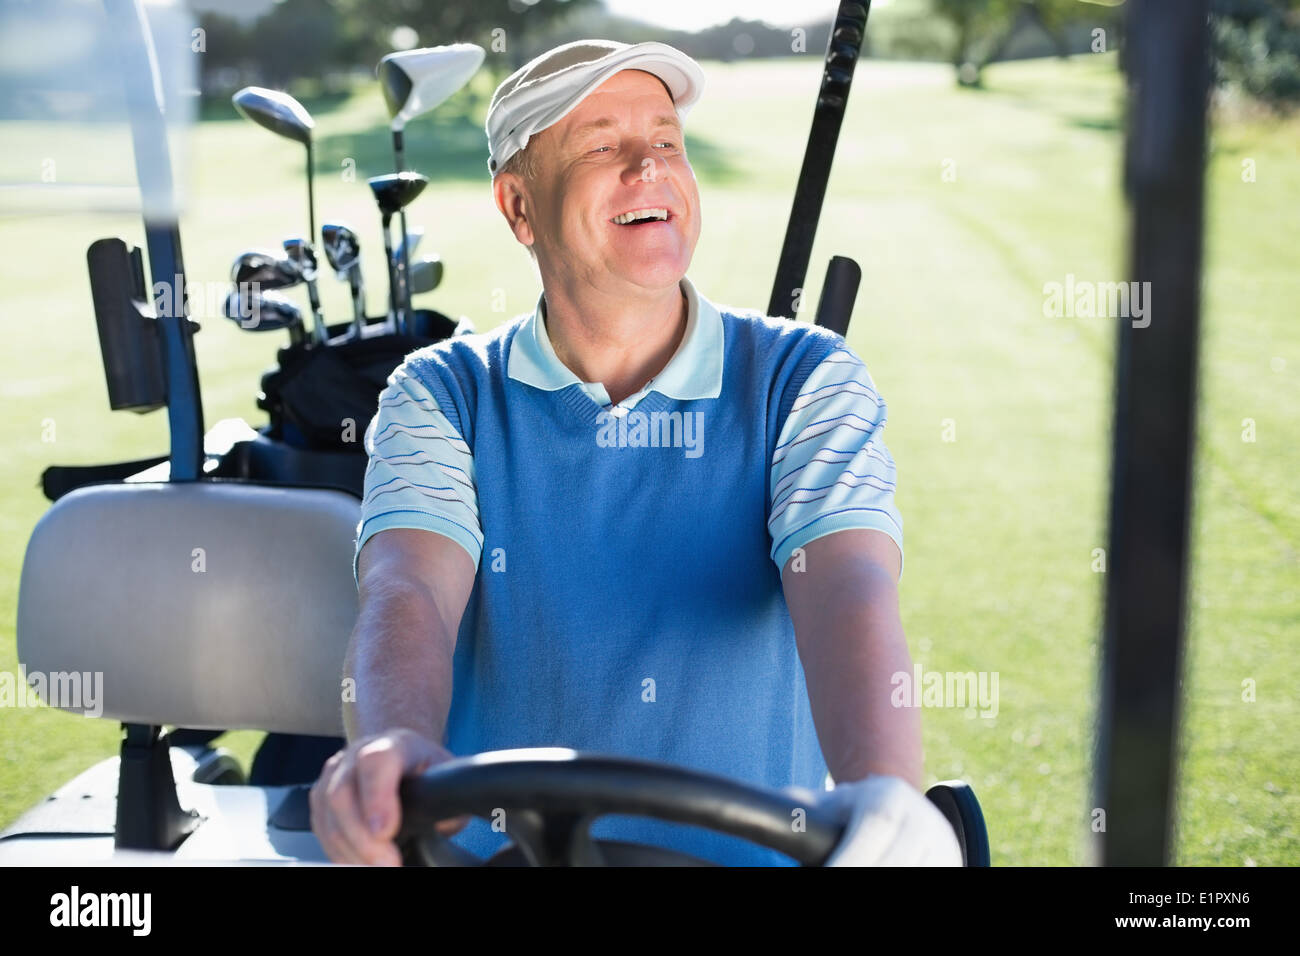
left=231, top=248, right=301, bottom=290
left=377, top=44, right=485, bottom=131
left=231, top=86, right=314, bottom=147
left=367, top=172, right=429, bottom=217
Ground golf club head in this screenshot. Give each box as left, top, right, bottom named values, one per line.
left=231, top=249, right=301, bottom=290
left=393, top=227, right=425, bottom=266
left=378, top=44, right=485, bottom=131
left=367, top=172, right=429, bottom=216
left=282, top=237, right=319, bottom=281
left=407, top=256, right=443, bottom=296
left=321, top=222, right=360, bottom=277
left=224, top=287, right=303, bottom=332
left=232, top=86, right=314, bottom=146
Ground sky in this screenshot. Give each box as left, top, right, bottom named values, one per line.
left=178, top=0, right=897, bottom=33
left=593, top=0, right=881, bottom=32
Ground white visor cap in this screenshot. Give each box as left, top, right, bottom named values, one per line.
left=485, top=39, right=706, bottom=177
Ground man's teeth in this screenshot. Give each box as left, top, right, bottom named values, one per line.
left=611, top=208, right=669, bottom=224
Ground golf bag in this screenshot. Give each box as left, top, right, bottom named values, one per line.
left=258, top=309, right=463, bottom=453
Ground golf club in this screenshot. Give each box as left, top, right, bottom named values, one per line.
left=283, top=237, right=327, bottom=344
left=366, top=171, right=429, bottom=334
left=376, top=45, right=484, bottom=326
left=407, top=255, right=443, bottom=297
left=232, top=87, right=318, bottom=250
left=321, top=222, right=366, bottom=339
left=393, top=226, right=424, bottom=274
left=231, top=248, right=301, bottom=290
left=223, top=287, right=306, bottom=345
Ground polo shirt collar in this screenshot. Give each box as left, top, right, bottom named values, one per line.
left=508, top=275, right=723, bottom=401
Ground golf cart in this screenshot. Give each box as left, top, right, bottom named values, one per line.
left=0, top=0, right=1005, bottom=867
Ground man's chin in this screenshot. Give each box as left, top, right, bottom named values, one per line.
left=613, top=256, right=691, bottom=293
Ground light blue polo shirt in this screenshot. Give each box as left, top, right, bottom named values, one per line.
left=353, top=276, right=904, bottom=866
left=356, top=276, right=902, bottom=582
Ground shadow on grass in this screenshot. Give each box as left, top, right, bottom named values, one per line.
left=1068, top=115, right=1120, bottom=132
left=966, top=80, right=1123, bottom=138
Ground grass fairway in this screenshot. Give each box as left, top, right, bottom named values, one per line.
left=1, top=53, right=1295, bottom=865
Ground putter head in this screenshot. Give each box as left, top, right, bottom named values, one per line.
left=407, top=256, right=443, bottom=296
left=321, top=223, right=360, bottom=276
left=232, top=86, right=314, bottom=146
left=378, top=44, right=485, bottom=131
left=224, top=288, right=303, bottom=332
left=231, top=249, right=301, bottom=290
left=367, top=172, right=429, bottom=216
left=282, top=237, right=318, bottom=281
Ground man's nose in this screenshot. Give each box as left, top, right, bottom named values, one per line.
left=621, top=141, right=663, bottom=185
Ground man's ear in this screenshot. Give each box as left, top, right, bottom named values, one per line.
left=493, top=173, right=535, bottom=249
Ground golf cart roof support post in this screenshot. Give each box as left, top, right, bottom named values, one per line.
left=114, top=723, right=201, bottom=852
left=103, top=0, right=205, bottom=480
left=813, top=255, right=862, bottom=337
left=1093, top=0, right=1210, bottom=867
left=766, top=1, right=872, bottom=321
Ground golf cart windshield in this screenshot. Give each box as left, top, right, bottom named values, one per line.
left=0, top=0, right=196, bottom=219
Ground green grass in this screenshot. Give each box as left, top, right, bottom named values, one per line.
left=1, top=53, right=1295, bottom=865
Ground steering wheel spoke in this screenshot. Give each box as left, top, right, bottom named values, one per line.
left=504, top=809, right=605, bottom=867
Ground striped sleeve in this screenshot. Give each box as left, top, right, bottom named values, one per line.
left=768, top=345, right=903, bottom=577
left=352, top=364, right=483, bottom=587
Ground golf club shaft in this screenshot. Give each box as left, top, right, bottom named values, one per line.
left=397, top=208, right=412, bottom=334
left=381, top=212, right=398, bottom=335
left=306, top=143, right=316, bottom=257
left=350, top=266, right=366, bottom=338
left=393, top=130, right=411, bottom=334
left=305, top=275, right=326, bottom=343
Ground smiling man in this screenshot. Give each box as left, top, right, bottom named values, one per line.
left=311, top=40, right=961, bottom=867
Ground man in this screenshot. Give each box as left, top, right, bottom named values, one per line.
left=310, top=39, right=960, bottom=867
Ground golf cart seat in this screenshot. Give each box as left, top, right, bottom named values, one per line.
left=16, top=480, right=359, bottom=736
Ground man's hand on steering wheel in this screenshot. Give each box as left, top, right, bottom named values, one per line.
left=817, top=775, right=963, bottom=866
left=310, top=729, right=467, bottom=866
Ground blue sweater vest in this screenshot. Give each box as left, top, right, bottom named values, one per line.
left=406, top=307, right=844, bottom=866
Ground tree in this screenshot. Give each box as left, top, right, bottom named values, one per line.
left=1212, top=0, right=1300, bottom=110
left=245, top=0, right=348, bottom=89
left=932, top=0, right=1106, bottom=87
left=332, top=0, right=600, bottom=74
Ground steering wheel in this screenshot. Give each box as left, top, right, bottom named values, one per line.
left=396, top=748, right=846, bottom=866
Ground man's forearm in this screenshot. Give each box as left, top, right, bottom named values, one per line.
left=342, top=577, right=457, bottom=744
left=793, top=564, right=923, bottom=790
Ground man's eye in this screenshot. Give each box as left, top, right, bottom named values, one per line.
left=590, top=145, right=612, bottom=153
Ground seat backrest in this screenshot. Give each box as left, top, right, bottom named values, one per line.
left=17, top=481, right=360, bottom=736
